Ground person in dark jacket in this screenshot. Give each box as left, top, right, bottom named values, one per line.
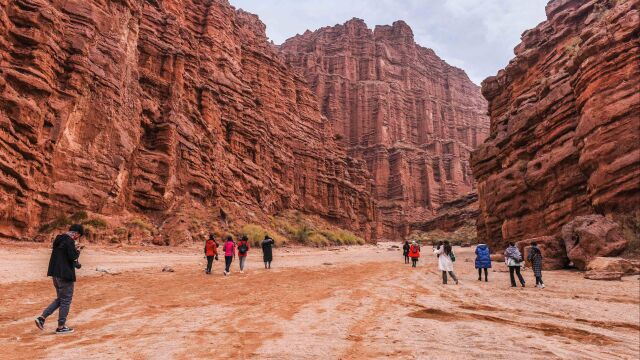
left=528, top=242, right=545, bottom=289
left=204, top=234, right=218, bottom=274
left=237, top=235, right=250, bottom=273
left=35, top=224, right=84, bottom=334
left=474, top=243, right=492, bottom=282
left=261, top=235, right=275, bottom=269
left=402, top=240, right=410, bottom=264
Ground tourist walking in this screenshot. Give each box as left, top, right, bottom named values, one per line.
left=475, top=243, right=492, bottom=281
left=238, top=235, right=250, bottom=273
left=35, top=224, right=84, bottom=334
left=223, top=236, right=235, bottom=276
left=528, top=242, right=545, bottom=289
left=261, top=235, right=275, bottom=269
left=505, top=242, right=525, bottom=287
left=402, top=240, right=410, bottom=264
left=408, top=241, right=421, bottom=267
left=434, top=241, right=458, bottom=284
left=204, top=234, right=218, bottom=274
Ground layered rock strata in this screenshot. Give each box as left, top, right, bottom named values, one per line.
left=280, top=19, right=489, bottom=239
left=472, top=0, right=639, bottom=248
left=0, top=0, right=377, bottom=241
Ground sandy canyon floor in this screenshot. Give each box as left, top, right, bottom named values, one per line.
left=0, top=242, right=638, bottom=359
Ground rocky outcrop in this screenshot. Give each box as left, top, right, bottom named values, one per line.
left=471, top=0, right=640, bottom=249
left=586, top=257, right=640, bottom=275
left=280, top=19, right=489, bottom=239
left=562, top=215, right=628, bottom=270
left=409, top=192, right=479, bottom=234
left=0, top=0, right=377, bottom=242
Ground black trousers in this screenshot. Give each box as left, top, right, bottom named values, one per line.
left=411, top=258, right=418, bottom=267
left=478, top=268, right=488, bottom=281
left=509, top=266, right=525, bottom=287
left=206, top=256, right=214, bottom=273
left=535, top=275, right=544, bottom=285
left=404, top=255, right=410, bottom=264
left=224, top=256, right=233, bottom=272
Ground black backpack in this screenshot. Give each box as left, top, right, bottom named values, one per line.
left=239, top=242, right=248, bottom=253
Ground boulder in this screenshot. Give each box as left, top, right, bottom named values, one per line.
left=161, top=266, right=175, bottom=273
left=584, top=271, right=623, bottom=281
left=562, top=215, right=628, bottom=270
left=516, top=236, right=569, bottom=270
left=586, top=257, right=640, bottom=275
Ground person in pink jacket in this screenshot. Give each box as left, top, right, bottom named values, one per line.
left=223, top=236, right=235, bottom=276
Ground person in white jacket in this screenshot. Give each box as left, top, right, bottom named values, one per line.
left=434, top=241, right=458, bottom=285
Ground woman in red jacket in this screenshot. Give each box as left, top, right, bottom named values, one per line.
left=237, top=235, right=250, bottom=273
left=408, top=241, right=421, bottom=268
left=204, top=234, right=218, bottom=274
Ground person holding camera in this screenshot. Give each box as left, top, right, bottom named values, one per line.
left=35, top=224, right=84, bottom=334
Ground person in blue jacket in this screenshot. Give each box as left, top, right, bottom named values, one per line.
left=475, top=243, right=492, bottom=282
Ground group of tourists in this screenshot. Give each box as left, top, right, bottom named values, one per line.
left=204, top=233, right=276, bottom=276
left=34, top=224, right=278, bottom=334
left=402, top=239, right=545, bottom=288
left=35, top=223, right=547, bottom=335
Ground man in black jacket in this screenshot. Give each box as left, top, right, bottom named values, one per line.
left=35, top=224, right=84, bottom=334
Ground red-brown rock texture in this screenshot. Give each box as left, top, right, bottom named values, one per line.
left=471, top=0, right=640, bottom=249
left=0, top=0, right=377, bottom=242
left=280, top=19, right=489, bottom=239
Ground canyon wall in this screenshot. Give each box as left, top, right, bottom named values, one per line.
left=471, top=0, right=639, bottom=249
left=280, top=19, right=489, bottom=239
left=0, top=0, right=377, bottom=242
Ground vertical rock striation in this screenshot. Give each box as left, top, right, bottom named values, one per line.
left=0, top=0, right=377, bottom=241
left=471, top=0, right=639, bottom=249
left=280, top=19, right=489, bottom=239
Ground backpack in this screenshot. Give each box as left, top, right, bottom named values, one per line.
left=239, top=242, right=248, bottom=253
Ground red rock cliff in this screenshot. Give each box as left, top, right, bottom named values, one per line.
left=280, top=19, right=489, bottom=239
left=0, top=0, right=377, bottom=241
left=471, top=0, right=639, bottom=248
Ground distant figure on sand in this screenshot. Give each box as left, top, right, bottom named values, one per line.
left=408, top=241, right=420, bottom=267
left=204, top=234, right=218, bottom=274
left=528, top=242, right=545, bottom=289
left=223, top=236, right=236, bottom=276
left=403, top=240, right=410, bottom=264
left=35, top=224, right=84, bottom=334
left=238, top=235, right=250, bottom=273
left=475, top=243, right=492, bottom=281
left=505, top=242, right=525, bottom=287
left=261, top=235, right=275, bottom=269
left=434, top=241, right=458, bottom=284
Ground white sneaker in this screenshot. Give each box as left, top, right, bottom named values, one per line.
left=540, top=284, right=545, bottom=289
left=240, top=270, right=244, bottom=274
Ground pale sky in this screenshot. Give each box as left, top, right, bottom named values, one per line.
left=230, top=0, right=549, bottom=84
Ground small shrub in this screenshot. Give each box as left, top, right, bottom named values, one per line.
left=38, top=215, right=71, bottom=233
left=83, top=218, right=107, bottom=229
left=308, top=232, right=329, bottom=247
left=130, top=218, right=155, bottom=233
left=240, top=223, right=287, bottom=247
left=70, top=211, right=88, bottom=222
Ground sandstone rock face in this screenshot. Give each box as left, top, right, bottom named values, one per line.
left=0, top=0, right=377, bottom=241
left=409, top=192, right=479, bottom=234
left=472, top=0, right=640, bottom=249
left=562, top=215, right=628, bottom=270
left=280, top=19, right=489, bottom=239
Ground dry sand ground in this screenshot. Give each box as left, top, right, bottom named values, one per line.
left=0, top=242, right=638, bottom=360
